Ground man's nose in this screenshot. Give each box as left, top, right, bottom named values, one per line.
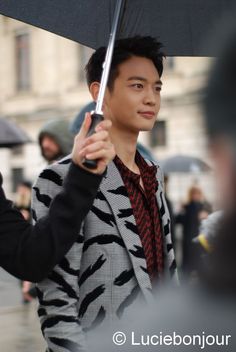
left=143, top=87, right=157, bottom=105
left=42, top=140, right=48, bottom=147
left=42, top=138, right=51, bottom=148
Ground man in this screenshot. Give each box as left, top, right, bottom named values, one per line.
left=33, top=36, right=177, bottom=351
left=38, top=119, right=74, bottom=163
left=91, top=24, right=236, bottom=352
left=0, top=116, right=114, bottom=281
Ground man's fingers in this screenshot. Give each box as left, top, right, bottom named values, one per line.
left=95, top=119, right=112, bottom=132
left=80, top=141, right=114, bottom=158
left=83, top=130, right=109, bottom=146
left=77, top=113, right=92, bottom=139
left=71, top=113, right=115, bottom=174
left=75, top=115, right=111, bottom=143
left=79, top=141, right=108, bottom=157
left=84, top=146, right=114, bottom=161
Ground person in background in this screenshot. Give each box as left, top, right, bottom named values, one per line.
left=193, top=210, right=223, bottom=253
left=38, top=119, right=74, bottom=164
left=192, top=210, right=223, bottom=277
left=15, top=180, right=36, bottom=303
left=0, top=117, right=115, bottom=281
left=176, top=186, right=212, bottom=276
left=15, top=180, right=32, bottom=221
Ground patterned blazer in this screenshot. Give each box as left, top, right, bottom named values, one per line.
left=32, top=155, right=178, bottom=352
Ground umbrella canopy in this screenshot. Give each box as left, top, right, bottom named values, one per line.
left=0, top=118, right=31, bottom=148
left=0, top=0, right=235, bottom=56
left=160, top=154, right=211, bottom=173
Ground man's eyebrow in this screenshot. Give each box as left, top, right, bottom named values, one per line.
left=127, top=76, right=162, bottom=85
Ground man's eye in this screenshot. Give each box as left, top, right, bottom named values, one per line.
left=155, top=86, right=162, bottom=92
left=132, top=83, right=143, bottom=89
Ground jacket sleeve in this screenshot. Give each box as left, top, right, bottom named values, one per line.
left=0, top=164, right=102, bottom=282
left=32, top=162, right=88, bottom=352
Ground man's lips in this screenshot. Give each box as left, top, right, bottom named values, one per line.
left=138, top=111, right=156, bottom=119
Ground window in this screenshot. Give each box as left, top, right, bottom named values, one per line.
left=15, top=32, right=30, bottom=91
left=150, top=120, right=167, bottom=147
left=11, top=167, right=24, bottom=192
left=78, top=45, right=94, bottom=82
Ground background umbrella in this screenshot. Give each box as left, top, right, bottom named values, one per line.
left=0, top=118, right=31, bottom=148
left=0, top=0, right=235, bottom=56
left=159, top=154, right=211, bottom=173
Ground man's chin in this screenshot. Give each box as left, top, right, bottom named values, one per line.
left=42, top=152, right=59, bottom=162
left=122, top=121, right=155, bottom=134
left=140, top=122, right=156, bottom=132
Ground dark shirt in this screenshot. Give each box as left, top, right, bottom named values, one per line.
left=0, top=164, right=103, bottom=281
left=114, top=152, right=164, bottom=281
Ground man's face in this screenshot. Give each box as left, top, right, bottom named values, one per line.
left=103, top=56, right=162, bottom=134
left=16, top=185, right=30, bottom=197
left=41, top=135, right=61, bottom=162
left=192, top=189, right=203, bottom=202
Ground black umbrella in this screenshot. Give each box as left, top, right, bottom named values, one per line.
left=160, top=154, right=211, bottom=173
left=0, top=118, right=31, bottom=148
left=2, top=0, right=234, bottom=166
left=0, top=0, right=235, bottom=56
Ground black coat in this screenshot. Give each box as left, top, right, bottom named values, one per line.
left=176, top=201, right=204, bottom=272
left=0, top=163, right=102, bottom=282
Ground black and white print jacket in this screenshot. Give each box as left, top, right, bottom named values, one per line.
left=32, top=155, right=178, bottom=352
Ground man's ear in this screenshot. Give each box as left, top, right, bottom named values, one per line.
left=89, top=82, right=100, bottom=101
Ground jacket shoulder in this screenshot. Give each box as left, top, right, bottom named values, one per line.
left=44, top=154, right=72, bottom=176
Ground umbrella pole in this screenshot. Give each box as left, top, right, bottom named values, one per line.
left=83, top=0, right=125, bottom=169
left=95, top=0, right=125, bottom=115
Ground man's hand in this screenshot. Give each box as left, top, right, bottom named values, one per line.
left=72, top=112, right=115, bottom=174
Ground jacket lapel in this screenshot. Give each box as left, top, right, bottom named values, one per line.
left=154, top=163, right=178, bottom=281
left=99, top=161, right=153, bottom=298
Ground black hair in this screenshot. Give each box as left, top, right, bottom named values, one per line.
left=86, top=36, right=165, bottom=90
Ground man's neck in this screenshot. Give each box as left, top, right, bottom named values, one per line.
left=110, top=127, right=139, bottom=174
